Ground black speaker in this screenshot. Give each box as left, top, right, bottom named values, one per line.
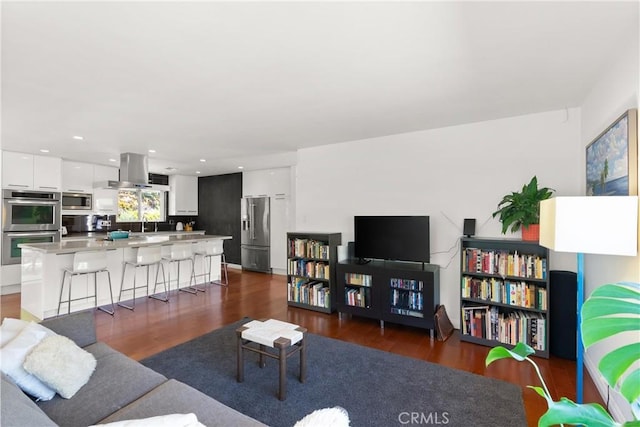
left=549, top=270, right=577, bottom=360
left=463, top=219, right=476, bottom=237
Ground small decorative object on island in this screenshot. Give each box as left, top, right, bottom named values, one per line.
left=491, top=176, right=554, bottom=241
left=485, top=282, right=640, bottom=426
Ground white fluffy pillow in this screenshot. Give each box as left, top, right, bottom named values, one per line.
left=0, top=317, right=30, bottom=347
left=0, top=321, right=56, bottom=401
left=294, top=406, right=350, bottom=427
left=90, top=413, right=205, bottom=427
left=24, top=334, right=97, bottom=399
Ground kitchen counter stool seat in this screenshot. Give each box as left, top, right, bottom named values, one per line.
left=58, top=250, right=115, bottom=316
left=162, top=243, right=201, bottom=294
left=194, top=240, right=228, bottom=287
left=117, top=245, right=169, bottom=310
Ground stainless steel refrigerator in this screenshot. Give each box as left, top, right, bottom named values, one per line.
left=241, top=196, right=271, bottom=273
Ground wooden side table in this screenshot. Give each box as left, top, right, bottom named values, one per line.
left=236, top=319, right=307, bottom=400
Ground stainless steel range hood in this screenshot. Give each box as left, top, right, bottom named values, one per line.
left=106, top=153, right=151, bottom=189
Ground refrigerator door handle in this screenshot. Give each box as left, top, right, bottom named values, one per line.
left=250, top=203, right=255, bottom=240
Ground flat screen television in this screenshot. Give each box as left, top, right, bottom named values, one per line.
left=354, top=216, right=430, bottom=263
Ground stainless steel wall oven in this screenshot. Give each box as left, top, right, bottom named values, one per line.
left=2, top=189, right=61, bottom=265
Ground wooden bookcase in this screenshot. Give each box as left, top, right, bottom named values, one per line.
left=460, top=237, right=550, bottom=358
left=286, top=232, right=342, bottom=313
left=336, top=260, right=440, bottom=333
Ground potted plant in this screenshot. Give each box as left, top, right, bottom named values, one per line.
left=492, top=176, right=554, bottom=241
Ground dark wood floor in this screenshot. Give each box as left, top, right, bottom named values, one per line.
left=1, top=269, right=604, bottom=426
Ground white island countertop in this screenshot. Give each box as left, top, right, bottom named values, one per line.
left=20, top=233, right=232, bottom=255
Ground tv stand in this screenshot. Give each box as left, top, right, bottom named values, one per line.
left=336, top=259, right=440, bottom=335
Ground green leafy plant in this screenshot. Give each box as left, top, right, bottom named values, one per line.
left=492, top=176, right=554, bottom=234
left=485, top=282, right=640, bottom=426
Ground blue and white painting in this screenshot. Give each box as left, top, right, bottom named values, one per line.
left=586, top=114, right=629, bottom=196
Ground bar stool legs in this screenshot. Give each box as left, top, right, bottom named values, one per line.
left=58, top=268, right=115, bottom=316
left=117, top=262, right=169, bottom=310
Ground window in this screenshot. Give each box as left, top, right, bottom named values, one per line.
left=116, top=189, right=166, bottom=222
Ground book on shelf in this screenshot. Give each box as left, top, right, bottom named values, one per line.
left=461, top=305, right=546, bottom=351
left=287, top=278, right=330, bottom=308
left=462, top=247, right=547, bottom=279
left=345, top=273, right=372, bottom=286
left=345, top=287, right=369, bottom=308
left=461, top=275, right=546, bottom=310
left=288, top=259, right=330, bottom=279
left=288, top=238, right=330, bottom=260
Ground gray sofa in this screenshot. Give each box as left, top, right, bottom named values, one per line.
left=1, top=311, right=266, bottom=427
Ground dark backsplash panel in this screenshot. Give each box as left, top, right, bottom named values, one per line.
left=62, top=214, right=199, bottom=234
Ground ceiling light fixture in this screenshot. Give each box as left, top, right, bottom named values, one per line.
left=238, top=166, right=244, bottom=169
left=199, top=159, right=206, bottom=162
left=196, top=171, right=201, bottom=174
left=73, top=136, right=84, bottom=140
left=148, top=149, right=156, bottom=153
left=39, top=149, right=49, bottom=153
left=108, top=158, right=117, bottom=162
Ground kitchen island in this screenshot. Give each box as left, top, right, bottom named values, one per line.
left=19, top=233, right=231, bottom=320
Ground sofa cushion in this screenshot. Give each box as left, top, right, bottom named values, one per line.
left=1, top=373, right=57, bottom=427
left=0, top=317, right=29, bottom=347
left=40, top=309, right=97, bottom=348
left=37, top=342, right=167, bottom=426
left=98, top=379, right=266, bottom=427
left=24, top=334, right=97, bottom=399
left=0, top=321, right=56, bottom=401
left=92, top=412, right=205, bottom=427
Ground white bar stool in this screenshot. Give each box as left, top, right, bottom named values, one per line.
left=162, top=242, right=201, bottom=294
left=194, top=240, right=228, bottom=287
left=117, top=245, right=169, bottom=310
left=58, top=250, right=115, bottom=316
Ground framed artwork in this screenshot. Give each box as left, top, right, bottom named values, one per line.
left=586, top=109, right=638, bottom=196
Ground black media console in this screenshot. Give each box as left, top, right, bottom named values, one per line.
left=336, top=259, right=440, bottom=335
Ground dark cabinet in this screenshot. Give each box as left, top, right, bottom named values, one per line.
left=337, top=260, right=440, bottom=332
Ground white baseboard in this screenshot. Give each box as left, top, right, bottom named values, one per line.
left=584, top=353, right=629, bottom=422
left=1, top=284, right=20, bottom=295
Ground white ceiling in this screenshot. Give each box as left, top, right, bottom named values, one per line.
left=2, top=1, right=638, bottom=176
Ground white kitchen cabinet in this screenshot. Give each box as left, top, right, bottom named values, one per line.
left=2, top=151, right=34, bottom=189
left=270, top=193, right=290, bottom=273
left=169, top=175, right=198, bottom=215
left=243, top=167, right=291, bottom=198
left=2, top=151, right=62, bottom=191
left=33, top=156, right=62, bottom=191
left=62, top=161, right=94, bottom=193
left=93, top=165, right=119, bottom=214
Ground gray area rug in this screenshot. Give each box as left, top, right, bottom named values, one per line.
left=141, top=319, right=526, bottom=427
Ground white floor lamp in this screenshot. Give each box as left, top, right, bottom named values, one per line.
left=539, top=196, right=638, bottom=403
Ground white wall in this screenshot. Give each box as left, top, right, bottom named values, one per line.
left=579, top=23, right=639, bottom=422
left=295, top=108, right=582, bottom=327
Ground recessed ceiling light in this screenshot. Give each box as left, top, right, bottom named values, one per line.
left=148, top=149, right=156, bottom=153
left=238, top=166, right=244, bottom=169
left=165, top=167, right=177, bottom=172
left=73, top=136, right=84, bottom=140
left=199, top=159, right=206, bottom=163
left=108, top=158, right=117, bottom=162
left=195, top=171, right=201, bottom=174
left=39, top=149, right=49, bottom=153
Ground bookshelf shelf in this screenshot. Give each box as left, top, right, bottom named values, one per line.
left=460, top=237, right=550, bottom=358
left=286, top=232, right=342, bottom=313
left=337, top=260, right=440, bottom=333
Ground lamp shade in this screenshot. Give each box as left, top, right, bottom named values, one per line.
left=539, top=196, right=638, bottom=256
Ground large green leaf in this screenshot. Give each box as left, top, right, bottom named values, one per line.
left=598, top=343, right=640, bottom=398
left=485, top=342, right=535, bottom=366
left=620, top=369, right=640, bottom=404
left=538, top=398, right=618, bottom=427
left=581, top=282, right=640, bottom=406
